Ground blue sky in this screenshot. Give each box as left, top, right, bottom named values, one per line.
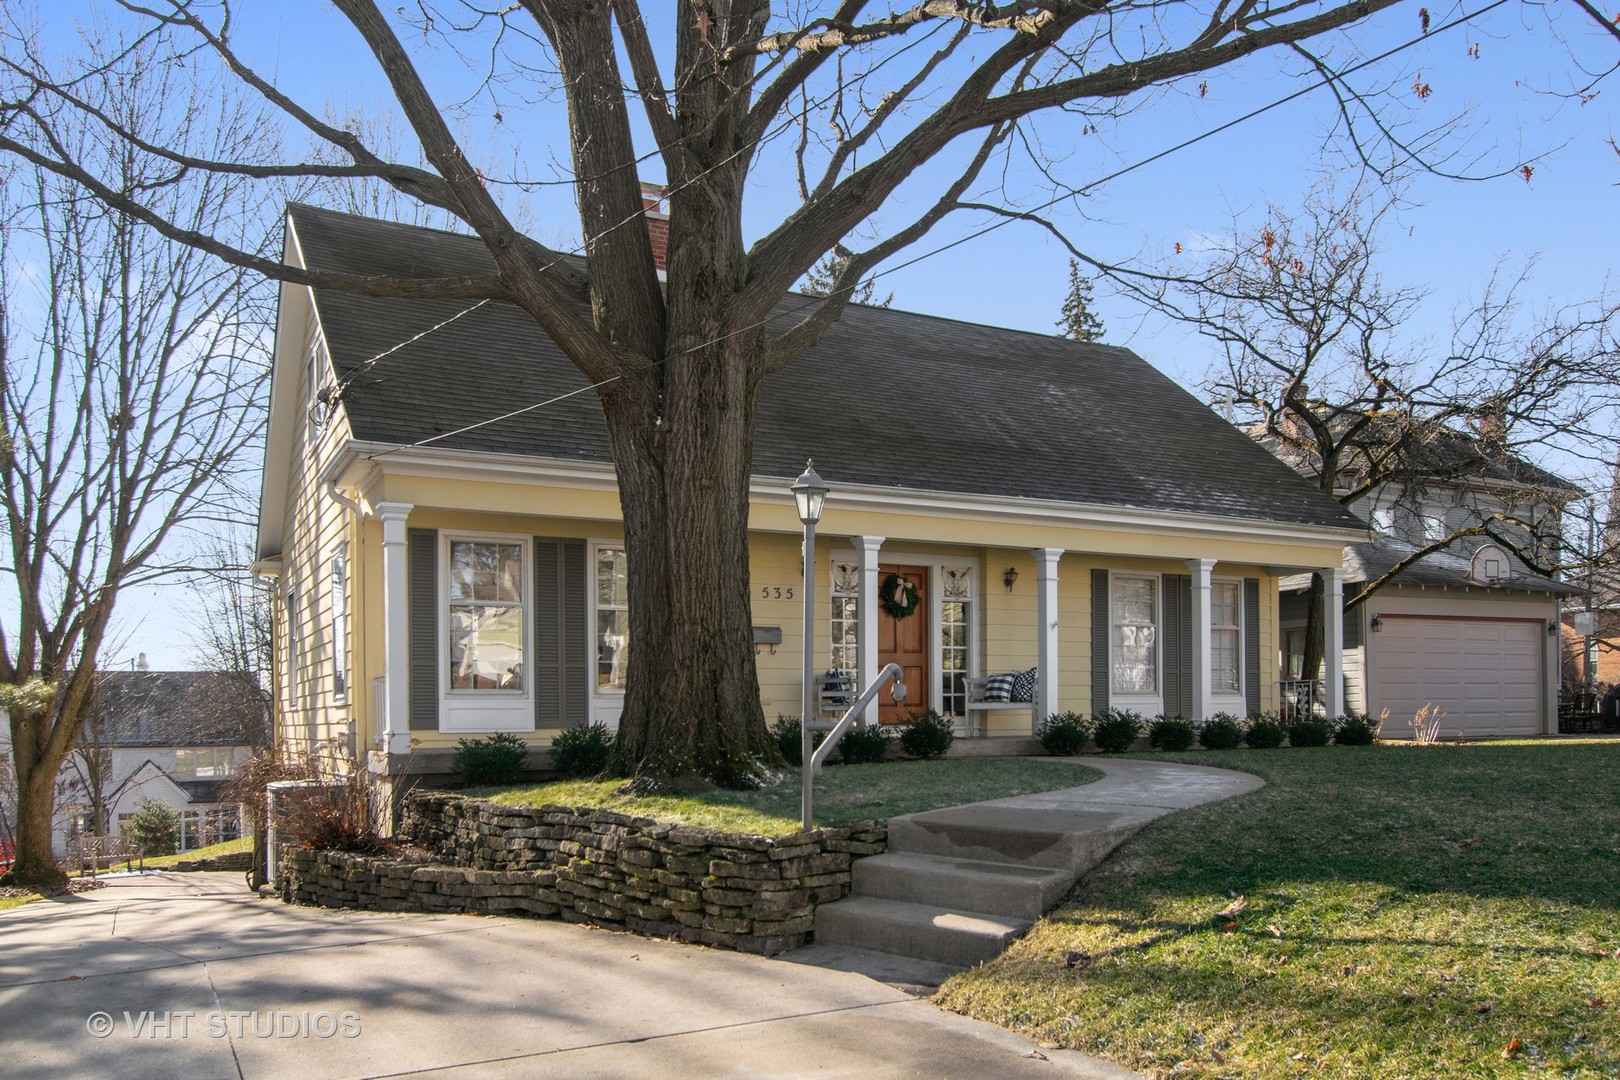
left=28, top=2, right=1619, bottom=669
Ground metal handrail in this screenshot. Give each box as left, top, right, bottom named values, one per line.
left=801, top=662, right=906, bottom=830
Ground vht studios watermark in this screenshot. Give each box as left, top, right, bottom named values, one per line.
left=86, top=1010, right=363, bottom=1040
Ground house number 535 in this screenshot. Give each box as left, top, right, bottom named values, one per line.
left=760, top=586, right=795, bottom=599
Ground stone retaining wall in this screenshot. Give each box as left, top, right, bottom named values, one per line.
left=280, top=792, right=885, bottom=955
left=171, top=851, right=254, bottom=873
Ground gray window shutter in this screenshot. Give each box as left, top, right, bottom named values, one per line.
left=407, top=529, right=438, bottom=730
left=1160, top=575, right=1193, bottom=718
left=1244, top=578, right=1262, bottom=715
left=1090, top=570, right=1109, bottom=714
left=535, top=538, right=589, bottom=728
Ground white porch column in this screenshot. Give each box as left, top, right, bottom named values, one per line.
left=1187, top=558, right=1216, bottom=723
left=1033, top=548, right=1063, bottom=728
left=855, top=535, right=885, bottom=726
left=377, top=502, right=415, bottom=755
left=1322, top=565, right=1345, bottom=719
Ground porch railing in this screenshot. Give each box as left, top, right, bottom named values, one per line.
left=1278, top=679, right=1326, bottom=721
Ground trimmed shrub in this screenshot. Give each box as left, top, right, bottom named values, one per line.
left=550, top=723, right=614, bottom=778
left=454, top=732, right=530, bottom=786
left=1334, top=713, right=1380, bottom=746
left=770, top=714, right=824, bottom=767
left=1198, top=712, right=1245, bottom=750
left=1092, top=708, right=1144, bottom=753
left=836, top=723, right=892, bottom=764
left=1148, top=715, right=1196, bottom=752
left=1243, top=712, right=1287, bottom=750
left=1037, top=711, right=1092, bottom=756
left=899, top=709, right=955, bottom=760
left=1287, top=715, right=1334, bottom=748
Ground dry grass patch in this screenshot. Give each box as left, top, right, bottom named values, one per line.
left=936, top=741, right=1620, bottom=1078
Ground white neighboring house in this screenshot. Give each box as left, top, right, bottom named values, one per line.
left=1269, top=423, right=1584, bottom=739
left=56, top=670, right=269, bottom=856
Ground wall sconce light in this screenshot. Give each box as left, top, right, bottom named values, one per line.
left=1546, top=621, right=1558, bottom=637
left=1003, top=567, right=1019, bottom=592
left=1370, top=614, right=1383, bottom=633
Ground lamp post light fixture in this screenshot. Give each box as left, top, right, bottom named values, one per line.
left=791, top=461, right=828, bottom=829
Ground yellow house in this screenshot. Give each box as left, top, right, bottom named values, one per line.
left=256, top=205, right=1367, bottom=785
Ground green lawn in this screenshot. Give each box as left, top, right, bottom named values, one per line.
left=140, top=836, right=252, bottom=868
left=472, top=757, right=1101, bottom=836
left=936, top=741, right=1620, bottom=1078
left=0, top=892, right=42, bottom=912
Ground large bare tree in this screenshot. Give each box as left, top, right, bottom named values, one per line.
left=4, top=1, right=1608, bottom=785
left=0, top=43, right=272, bottom=883
left=1101, top=182, right=1619, bottom=679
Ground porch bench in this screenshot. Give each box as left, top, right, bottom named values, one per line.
left=963, top=675, right=1037, bottom=736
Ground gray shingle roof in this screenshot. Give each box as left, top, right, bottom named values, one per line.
left=89, top=671, right=269, bottom=749
left=290, top=204, right=1366, bottom=532
left=1281, top=535, right=1583, bottom=596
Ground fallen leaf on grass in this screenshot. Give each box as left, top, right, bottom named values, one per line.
left=1062, top=950, right=1093, bottom=971
left=1502, top=1038, right=1524, bottom=1059
left=1213, top=896, right=1248, bottom=921
left=1591, top=997, right=1607, bottom=1008
left=1475, top=1001, right=1494, bottom=1015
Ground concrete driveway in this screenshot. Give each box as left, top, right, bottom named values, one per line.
left=0, top=871, right=1136, bottom=1079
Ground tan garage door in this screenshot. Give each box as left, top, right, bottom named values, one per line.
left=1369, top=616, right=1544, bottom=739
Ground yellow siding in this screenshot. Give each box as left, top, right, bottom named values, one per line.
left=272, top=419, right=1329, bottom=752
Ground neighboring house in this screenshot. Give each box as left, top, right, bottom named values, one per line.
left=256, top=203, right=1366, bottom=792
left=1266, top=421, right=1581, bottom=738
left=55, top=670, right=269, bottom=856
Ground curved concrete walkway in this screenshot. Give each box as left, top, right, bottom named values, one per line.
left=795, top=757, right=1263, bottom=982
left=0, top=760, right=1258, bottom=1080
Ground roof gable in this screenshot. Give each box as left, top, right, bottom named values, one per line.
left=285, top=204, right=1366, bottom=532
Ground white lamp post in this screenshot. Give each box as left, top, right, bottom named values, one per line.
left=791, top=460, right=828, bottom=830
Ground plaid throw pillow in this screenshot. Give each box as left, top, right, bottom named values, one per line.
left=1010, top=666, right=1038, bottom=703
left=983, top=672, right=1016, bottom=703
left=821, top=669, right=854, bottom=705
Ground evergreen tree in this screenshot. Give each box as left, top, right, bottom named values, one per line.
left=802, top=252, right=892, bottom=308
left=1057, top=260, right=1106, bottom=342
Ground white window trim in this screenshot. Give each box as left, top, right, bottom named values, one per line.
left=1108, top=571, right=1162, bottom=708
left=589, top=540, right=630, bottom=698
left=438, top=531, right=533, bottom=733
left=330, top=543, right=349, bottom=704
left=1210, top=576, right=1245, bottom=705
left=304, top=340, right=328, bottom=454
left=284, top=585, right=299, bottom=713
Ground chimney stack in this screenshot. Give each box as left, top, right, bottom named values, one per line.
left=1473, top=398, right=1508, bottom=462
left=641, top=182, right=668, bottom=274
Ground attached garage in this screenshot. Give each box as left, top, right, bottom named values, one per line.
left=1367, top=614, right=1546, bottom=739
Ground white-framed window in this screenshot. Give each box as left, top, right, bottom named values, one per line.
left=939, top=566, right=975, bottom=719
left=284, top=586, right=299, bottom=711
left=173, top=748, right=237, bottom=779
left=1282, top=628, right=1307, bottom=680
left=594, top=545, right=629, bottom=693
left=1421, top=511, right=1447, bottom=542
left=1111, top=574, right=1158, bottom=695
left=305, top=340, right=328, bottom=450
left=330, top=544, right=348, bottom=701
left=1371, top=505, right=1395, bottom=535
left=829, top=561, right=860, bottom=684
left=1211, top=580, right=1242, bottom=695
left=445, top=536, right=527, bottom=693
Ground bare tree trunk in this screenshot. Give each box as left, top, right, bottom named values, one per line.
left=605, top=331, right=775, bottom=786
left=8, top=747, right=65, bottom=886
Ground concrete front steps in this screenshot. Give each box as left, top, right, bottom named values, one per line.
left=805, top=759, right=1266, bottom=975
left=812, top=809, right=1139, bottom=968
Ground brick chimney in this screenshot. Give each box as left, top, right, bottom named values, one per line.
left=641, top=182, right=668, bottom=273
left=1472, top=398, right=1508, bottom=462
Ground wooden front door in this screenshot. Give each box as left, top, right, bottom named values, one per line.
left=877, top=564, right=929, bottom=725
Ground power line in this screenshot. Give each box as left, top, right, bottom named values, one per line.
left=364, top=0, right=1512, bottom=458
